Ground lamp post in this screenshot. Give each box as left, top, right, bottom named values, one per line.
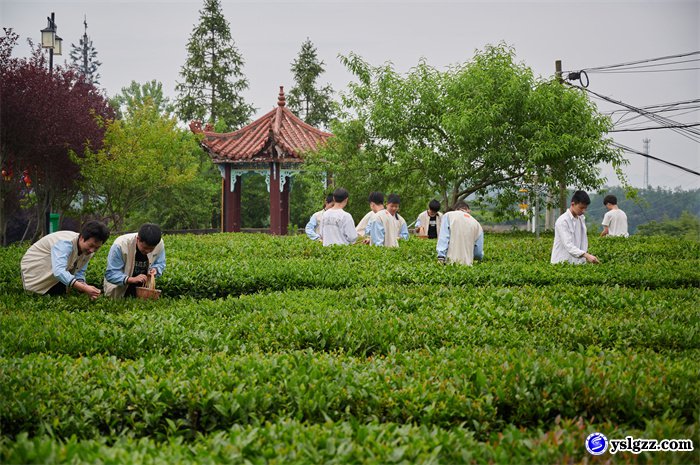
left=40, top=12, right=62, bottom=75
left=39, top=12, right=62, bottom=235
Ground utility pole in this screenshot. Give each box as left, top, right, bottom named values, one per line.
left=555, top=59, right=567, bottom=221
left=643, top=138, right=650, bottom=188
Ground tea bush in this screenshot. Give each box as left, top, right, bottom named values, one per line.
left=1, top=232, right=698, bottom=464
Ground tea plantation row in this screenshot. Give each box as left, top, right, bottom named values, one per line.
left=1, top=285, right=697, bottom=358
left=1, top=232, right=698, bottom=464
left=1, top=234, right=698, bottom=297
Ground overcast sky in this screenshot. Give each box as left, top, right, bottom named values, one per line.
left=3, top=0, right=699, bottom=190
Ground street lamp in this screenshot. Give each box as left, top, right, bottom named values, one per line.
left=39, top=12, right=61, bottom=234
left=40, top=12, right=59, bottom=75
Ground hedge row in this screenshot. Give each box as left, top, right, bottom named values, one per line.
left=2, top=418, right=696, bottom=465
left=1, top=285, right=698, bottom=358
left=1, top=234, right=698, bottom=296
left=2, top=348, right=698, bottom=441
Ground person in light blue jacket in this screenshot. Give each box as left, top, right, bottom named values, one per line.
left=104, top=223, right=166, bottom=298
left=368, top=193, right=409, bottom=247
left=436, top=202, right=484, bottom=264
left=20, top=220, right=110, bottom=299
left=305, top=194, right=334, bottom=241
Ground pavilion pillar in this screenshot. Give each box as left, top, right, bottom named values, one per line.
left=280, top=175, right=290, bottom=235
left=269, top=161, right=282, bottom=235
left=223, top=165, right=242, bottom=232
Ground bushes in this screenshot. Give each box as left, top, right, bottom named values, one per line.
left=1, top=286, right=698, bottom=358
left=1, top=232, right=698, bottom=463
left=2, top=349, right=698, bottom=440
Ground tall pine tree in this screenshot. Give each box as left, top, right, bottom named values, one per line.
left=69, top=16, right=101, bottom=85
left=175, top=0, right=253, bottom=131
left=287, top=38, right=334, bottom=129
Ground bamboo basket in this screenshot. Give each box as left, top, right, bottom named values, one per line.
left=135, top=274, right=161, bottom=300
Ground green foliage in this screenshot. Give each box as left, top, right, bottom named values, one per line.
left=74, top=101, right=219, bottom=231
left=637, top=211, right=700, bottom=241
left=287, top=38, right=335, bottom=129
left=110, top=80, right=174, bottom=119
left=1, top=233, right=698, bottom=463
left=175, top=0, right=254, bottom=131
left=586, top=186, right=700, bottom=234
left=314, top=44, right=624, bottom=218
left=289, top=171, right=329, bottom=231
left=239, top=174, right=270, bottom=228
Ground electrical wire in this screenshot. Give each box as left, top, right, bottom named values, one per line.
left=590, top=67, right=700, bottom=74
left=562, top=51, right=700, bottom=74
left=610, top=123, right=700, bottom=132
left=578, top=86, right=700, bottom=142
left=612, top=142, right=700, bottom=176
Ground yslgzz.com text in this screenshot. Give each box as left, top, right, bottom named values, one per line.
left=609, top=436, right=694, bottom=455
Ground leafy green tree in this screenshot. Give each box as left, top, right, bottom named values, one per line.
left=175, top=0, right=253, bottom=131
left=74, top=101, right=219, bottom=232
left=586, top=186, right=700, bottom=234
left=110, top=80, right=174, bottom=120
left=69, top=17, right=101, bottom=85
left=637, top=211, right=700, bottom=241
left=287, top=38, right=334, bottom=129
left=312, top=44, right=624, bottom=219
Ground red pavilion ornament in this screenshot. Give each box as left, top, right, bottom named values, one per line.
left=22, top=169, right=32, bottom=188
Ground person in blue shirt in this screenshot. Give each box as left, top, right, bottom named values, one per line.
left=20, top=220, right=110, bottom=299
left=368, top=193, right=409, bottom=247
left=104, top=223, right=166, bottom=298
left=305, top=194, right=334, bottom=241
left=436, top=202, right=484, bottom=265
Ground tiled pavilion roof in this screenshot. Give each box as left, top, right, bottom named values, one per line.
left=190, top=86, right=332, bottom=164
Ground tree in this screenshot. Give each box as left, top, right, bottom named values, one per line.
left=69, top=17, right=101, bottom=85
left=1, top=31, right=113, bottom=243
left=175, top=0, right=253, bottom=131
left=586, top=186, right=700, bottom=234
left=637, top=211, right=700, bottom=241
left=312, top=44, right=625, bottom=221
left=287, top=38, right=334, bottom=129
left=110, top=80, right=174, bottom=119
left=74, top=100, right=219, bottom=232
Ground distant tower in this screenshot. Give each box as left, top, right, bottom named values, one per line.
left=643, top=138, right=651, bottom=188
left=69, top=15, right=101, bottom=85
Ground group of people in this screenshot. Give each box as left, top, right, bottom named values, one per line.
left=20, top=222, right=166, bottom=300
left=306, top=188, right=629, bottom=266
left=18, top=189, right=628, bottom=299
left=305, top=188, right=485, bottom=265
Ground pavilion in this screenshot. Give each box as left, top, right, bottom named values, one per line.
left=190, top=86, right=332, bottom=235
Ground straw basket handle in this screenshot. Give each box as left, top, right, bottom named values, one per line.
left=146, top=273, right=156, bottom=290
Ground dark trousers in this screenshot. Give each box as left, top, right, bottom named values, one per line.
left=46, top=282, right=67, bottom=296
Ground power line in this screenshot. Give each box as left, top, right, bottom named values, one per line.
left=579, top=86, right=700, bottom=142
left=606, top=98, right=700, bottom=113
left=590, top=67, right=700, bottom=74
left=612, top=142, right=700, bottom=176
left=564, top=51, right=700, bottom=73
left=613, top=109, right=700, bottom=128
left=610, top=123, right=700, bottom=132
left=587, top=57, right=700, bottom=73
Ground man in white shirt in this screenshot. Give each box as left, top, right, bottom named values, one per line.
left=356, top=191, right=384, bottom=238
left=600, top=194, right=629, bottom=237
left=370, top=193, right=408, bottom=247
left=436, top=200, right=483, bottom=266
left=20, top=220, right=110, bottom=299
left=551, top=190, right=600, bottom=265
left=305, top=194, right=334, bottom=241
left=320, top=188, right=358, bottom=246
